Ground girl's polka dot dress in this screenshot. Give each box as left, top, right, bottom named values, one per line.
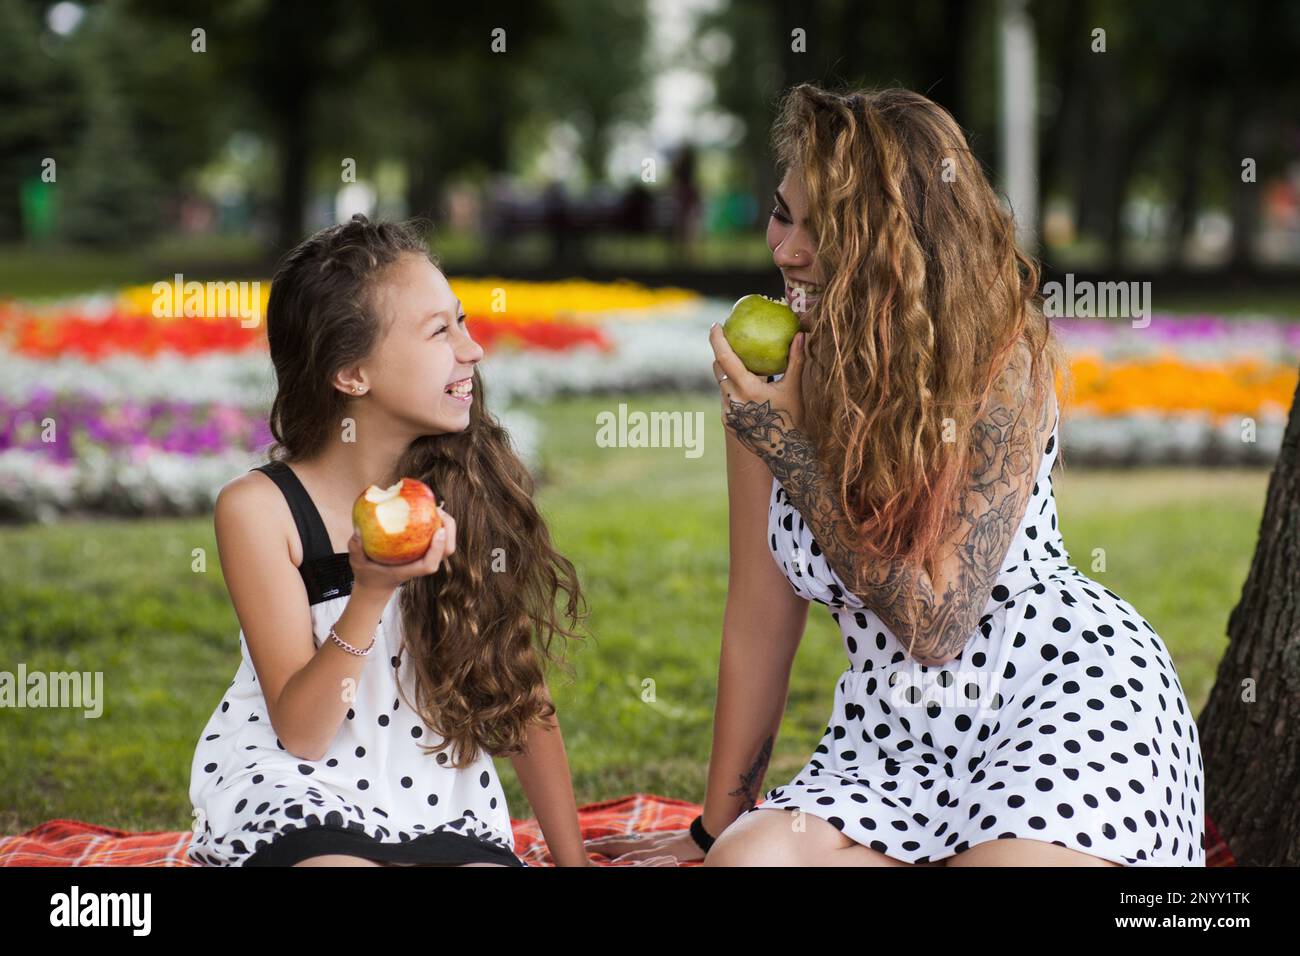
left=752, top=398, right=1206, bottom=866
left=187, top=460, right=524, bottom=867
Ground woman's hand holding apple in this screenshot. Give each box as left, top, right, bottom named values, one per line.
left=709, top=321, right=807, bottom=442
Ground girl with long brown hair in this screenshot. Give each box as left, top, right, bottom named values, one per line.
left=598, top=84, right=1205, bottom=867
left=188, top=215, right=591, bottom=866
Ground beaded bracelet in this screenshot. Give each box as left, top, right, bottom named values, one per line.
left=328, top=621, right=375, bottom=657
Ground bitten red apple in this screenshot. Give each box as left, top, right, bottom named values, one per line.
left=351, top=477, right=441, bottom=565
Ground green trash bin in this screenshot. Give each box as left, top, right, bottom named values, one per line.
left=20, top=174, right=57, bottom=241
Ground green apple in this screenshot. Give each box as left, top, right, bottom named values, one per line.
left=722, top=294, right=801, bottom=376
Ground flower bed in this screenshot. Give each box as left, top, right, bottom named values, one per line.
left=0, top=278, right=701, bottom=520
left=1052, top=316, right=1296, bottom=465
left=0, top=283, right=1294, bottom=520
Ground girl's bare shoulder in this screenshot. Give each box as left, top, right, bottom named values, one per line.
left=214, top=469, right=301, bottom=568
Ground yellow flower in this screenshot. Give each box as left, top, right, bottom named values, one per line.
left=116, top=277, right=697, bottom=323
left=447, top=278, right=698, bottom=323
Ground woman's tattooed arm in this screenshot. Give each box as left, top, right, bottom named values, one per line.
left=724, top=347, right=1053, bottom=665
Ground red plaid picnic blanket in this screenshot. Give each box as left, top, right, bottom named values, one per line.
left=0, top=795, right=1236, bottom=867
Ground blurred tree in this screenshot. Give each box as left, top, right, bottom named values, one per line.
left=703, top=0, right=1300, bottom=273
left=1217, top=1, right=1300, bottom=273
left=59, top=0, right=226, bottom=244
left=57, top=55, right=161, bottom=245
left=699, top=0, right=782, bottom=221
left=126, top=0, right=374, bottom=251
left=127, top=0, right=621, bottom=251
left=92, top=0, right=226, bottom=192
left=330, top=3, right=565, bottom=224
left=0, top=0, right=80, bottom=241
left=702, top=0, right=990, bottom=237
left=1, top=0, right=234, bottom=245
left=311, top=0, right=647, bottom=260
left=521, top=0, right=650, bottom=184
left=1034, top=0, right=1300, bottom=271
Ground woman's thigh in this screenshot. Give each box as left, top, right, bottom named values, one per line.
left=294, top=855, right=508, bottom=867
left=945, top=838, right=1122, bottom=867
left=292, top=854, right=383, bottom=866
left=380, top=860, right=510, bottom=867
left=704, top=806, right=944, bottom=867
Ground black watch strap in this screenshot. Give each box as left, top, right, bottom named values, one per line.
left=689, top=814, right=716, bottom=852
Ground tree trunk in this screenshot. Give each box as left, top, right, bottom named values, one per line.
left=405, top=156, right=440, bottom=222
left=1072, top=40, right=1109, bottom=241
left=1197, top=374, right=1300, bottom=865
left=1168, top=97, right=1206, bottom=269
left=1227, top=108, right=1263, bottom=275
left=1039, top=0, right=1086, bottom=244
left=916, top=0, right=971, bottom=126
left=1100, top=82, right=1180, bottom=271
left=0, top=166, right=23, bottom=242
left=275, top=100, right=309, bottom=253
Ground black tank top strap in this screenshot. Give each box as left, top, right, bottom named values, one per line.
left=251, top=460, right=354, bottom=605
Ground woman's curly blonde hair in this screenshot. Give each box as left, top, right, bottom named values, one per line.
left=772, top=83, right=1071, bottom=581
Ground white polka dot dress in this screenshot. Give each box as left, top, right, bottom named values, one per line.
left=749, top=400, right=1206, bottom=866
left=187, top=460, right=523, bottom=867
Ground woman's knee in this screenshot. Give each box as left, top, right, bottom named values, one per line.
left=704, top=807, right=916, bottom=867
left=701, top=809, right=791, bottom=865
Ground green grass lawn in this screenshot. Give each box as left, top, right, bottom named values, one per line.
left=0, top=391, right=1271, bottom=833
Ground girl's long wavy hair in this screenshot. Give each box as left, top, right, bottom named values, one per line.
left=772, top=84, right=1071, bottom=586
left=264, top=215, right=587, bottom=767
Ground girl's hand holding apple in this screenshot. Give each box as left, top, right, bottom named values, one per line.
left=349, top=477, right=455, bottom=593
left=347, top=514, right=454, bottom=594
